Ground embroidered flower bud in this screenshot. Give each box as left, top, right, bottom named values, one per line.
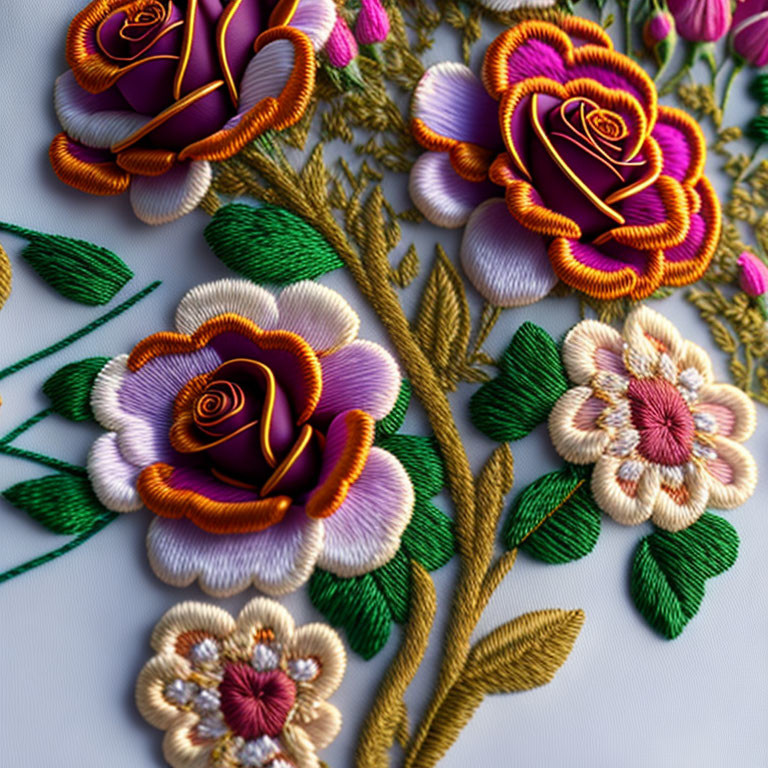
left=643, top=10, right=677, bottom=71
left=738, top=251, right=768, bottom=296
left=667, top=0, right=731, bottom=42
left=355, top=0, right=390, bottom=45
left=732, top=0, right=768, bottom=68
left=326, top=15, right=359, bottom=68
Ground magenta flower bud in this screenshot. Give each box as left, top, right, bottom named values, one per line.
left=355, top=0, right=390, bottom=45
left=738, top=251, right=768, bottom=296
left=667, top=0, right=731, bottom=42
left=732, top=0, right=768, bottom=68
left=644, top=10, right=673, bottom=45
left=326, top=15, right=358, bottom=68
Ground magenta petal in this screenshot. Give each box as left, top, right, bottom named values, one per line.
left=409, top=152, right=496, bottom=228
left=617, top=182, right=670, bottom=228
left=146, top=508, right=324, bottom=596
left=664, top=210, right=706, bottom=264
left=412, top=62, right=500, bottom=147
left=502, top=38, right=568, bottom=87
left=460, top=198, right=556, bottom=306
left=163, top=465, right=262, bottom=503
left=652, top=117, right=698, bottom=183
left=317, top=447, right=413, bottom=576
left=567, top=239, right=650, bottom=275
left=314, top=340, right=400, bottom=422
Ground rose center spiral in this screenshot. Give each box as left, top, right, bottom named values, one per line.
left=627, top=377, right=695, bottom=466
left=219, top=663, right=296, bottom=740
left=193, top=380, right=247, bottom=432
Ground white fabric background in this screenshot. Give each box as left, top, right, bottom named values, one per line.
left=0, top=4, right=766, bottom=767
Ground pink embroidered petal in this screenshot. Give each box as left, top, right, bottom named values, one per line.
left=130, top=160, right=212, bottom=225
left=317, top=446, right=413, bottom=576
left=174, top=278, right=279, bottom=335
left=704, top=437, right=758, bottom=510
left=695, top=384, right=756, bottom=442
left=561, top=319, right=627, bottom=386
left=146, top=509, right=324, bottom=596
left=460, top=198, right=556, bottom=306
left=288, top=0, right=337, bottom=50
left=651, top=107, right=705, bottom=185
left=591, top=455, right=660, bottom=526
left=412, top=62, right=501, bottom=148
left=54, top=70, right=151, bottom=149
left=409, top=151, right=496, bottom=228
left=87, top=432, right=143, bottom=512
left=276, top=282, right=359, bottom=355
left=548, top=386, right=612, bottom=464
left=314, top=340, right=400, bottom=421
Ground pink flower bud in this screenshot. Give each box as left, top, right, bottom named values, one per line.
left=738, top=251, right=768, bottom=296
left=326, top=15, right=358, bottom=68
left=355, top=0, right=390, bottom=45
left=732, top=0, right=768, bottom=68
left=667, top=0, right=731, bottom=42
left=644, top=10, right=674, bottom=46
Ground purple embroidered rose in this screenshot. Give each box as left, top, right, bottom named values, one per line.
left=667, top=0, right=731, bottom=42
left=87, top=278, right=413, bottom=596
left=732, top=0, right=768, bottom=68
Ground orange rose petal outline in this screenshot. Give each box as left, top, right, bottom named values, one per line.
left=448, top=142, right=494, bottom=182
left=127, top=313, right=323, bottom=426
left=305, top=410, right=375, bottom=520
left=49, top=132, right=131, bottom=195
left=137, top=462, right=293, bottom=534
left=116, top=147, right=177, bottom=175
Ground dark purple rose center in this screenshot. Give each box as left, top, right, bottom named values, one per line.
left=627, top=377, right=695, bottom=466
left=219, top=663, right=296, bottom=739
left=525, top=94, right=650, bottom=237
left=175, top=357, right=322, bottom=498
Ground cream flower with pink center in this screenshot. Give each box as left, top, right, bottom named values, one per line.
left=549, top=306, right=758, bottom=531
left=136, top=598, right=345, bottom=768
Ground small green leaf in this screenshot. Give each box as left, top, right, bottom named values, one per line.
left=470, top=322, right=567, bottom=442
left=376, top=434, right=444, bottom=500
left=402, top=501, right=454, bottom=571
left=3, top=474, right=113, bottom=535
left=308, top=569, right=393, bottom=659
left=11, top=228, right=132, bottom=305
left=42, top=357, right=109, bottom=422
left=375, top=379, right=412, bottom=439
left=204, top=203, right=343, bottom=285
left=630, top=513, right=739, bottom=639
left=504, top=464, right=600, bottom=564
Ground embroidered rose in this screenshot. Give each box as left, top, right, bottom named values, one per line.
left=409, top=18, right=720, bottom=306
left=87, top=278, right=413, bottom=595
left=549, top=306, right=757, bottom=531
left=50, top=0, right=337, bottom=224
left=136, top=597, right=345, bottom=767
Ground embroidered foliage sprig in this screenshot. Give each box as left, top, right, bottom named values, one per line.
left=471, top=319, right=745, bottom=639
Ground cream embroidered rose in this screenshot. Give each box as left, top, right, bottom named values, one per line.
left=136, top=598, right=345, bottom=768
left=549, top=306, right=757, bottom=531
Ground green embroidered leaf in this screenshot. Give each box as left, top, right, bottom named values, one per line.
left=42, top=357, right=109, bottom=422
left=376, top=434, right=445, bottom=500
left=375, top=379, right=412, bottom=439
left=3, top=474, right=114, bottom=535
left=401, top=501, right=454, bottom=571
left=630, top=513, right=739, bottom=639
left=504, top=464, right=600, bottom=564
left=470, top=322, right=568, bottom=442
left=0, top=223, right=133, bottom=305
left=308, top=569, right=392, bottom=659
left=204, top=203, right=343, bottom=285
